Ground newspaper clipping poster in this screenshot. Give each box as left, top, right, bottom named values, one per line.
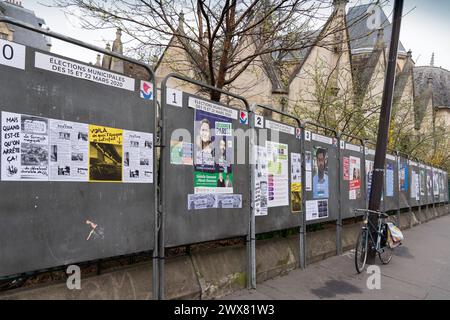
left=49, top=119, right=89, bottom=181
left=254, top=145, right=269, bottom=216
left=123, top=130, right=154, bottom=183
left=267, top=141, right=289, bottom=207
left=1, top=112, right=49, bottom=181
left=89, top=125, right=123, bottom=182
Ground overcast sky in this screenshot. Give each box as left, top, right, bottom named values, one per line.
left=18, top=0, right=450, bottom=70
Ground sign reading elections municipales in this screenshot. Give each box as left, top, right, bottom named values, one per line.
left=0, top=39, right=26, bottom=70
left=35, top=52, right=135, bottom=91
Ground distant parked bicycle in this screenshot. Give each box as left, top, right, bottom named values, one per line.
left=354, top=209, right=398, bottom=273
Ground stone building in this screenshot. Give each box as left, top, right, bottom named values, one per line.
left=0, top=0, right=51, bottom=51
left=97, top=1, right=448, bottom=158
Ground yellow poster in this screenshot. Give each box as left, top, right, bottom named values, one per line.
left=89, top=125, right=123, bottom=182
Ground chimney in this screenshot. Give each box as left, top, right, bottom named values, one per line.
left=375, top=28, right=385, bottom=50
left=110, top=29, right=124, bottom=73
left=430, top=52, right=435, bottom=67
left=102, top=43, right=112, bottom=69
left=95, top=54, right=101, bottom=67
left=177, top=11, right=185, bottom=33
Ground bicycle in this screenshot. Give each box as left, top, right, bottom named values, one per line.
left=354, top=209, right=395, bottom=273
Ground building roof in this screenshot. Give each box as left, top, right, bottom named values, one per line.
left=346, top=4, right=406, bottom=55
left=414, top=66, right=450, bottom=108
left=0, top=0, right=51, bottom=51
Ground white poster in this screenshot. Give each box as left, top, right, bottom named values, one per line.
left=35, top=52, right=135, bottom=91
left=411, top=170, right=416, bottom=199
left=291, top=153, right=302, bottom=184
left=49, top=120, right=89, bottom=181
left=1, top=112, right=21, bottom=180
left=216, top=194, right=242, bottom=209
left=306, top=171, right=312, bottom=191
left=1, top=112, right=50, bottom=181
left=187, top=194, right=242, bottom=210
left=123, top=131, right=154, bottom=183
left=265, top=120, right=295, bottom=135
left=306, top=199, right=329, bottom=221
left=254, top=145, right=269, bottom=216
left=266, top=141, right=289, bottom=208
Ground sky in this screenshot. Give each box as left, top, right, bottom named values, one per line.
left=14, top=0, right=450, bottom=70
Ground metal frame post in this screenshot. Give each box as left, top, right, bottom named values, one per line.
left=303, top=121, right=339, bottom=257
left=251, top=104, right=303, bottom=274
left=338, top=133, right=365, bottom=254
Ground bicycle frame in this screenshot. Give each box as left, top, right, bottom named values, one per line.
left=357, top=209, right=389, bottom=253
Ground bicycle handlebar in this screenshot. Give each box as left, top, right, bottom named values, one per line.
left=354, top=209, right=389, bottom=218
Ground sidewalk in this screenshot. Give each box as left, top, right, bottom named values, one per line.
left=223, top=214, right=450, bottom=300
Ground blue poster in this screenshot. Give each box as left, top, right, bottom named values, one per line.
left=386, top=163, right=394, bottom=197
left=399, top=162, right=409, bottom=192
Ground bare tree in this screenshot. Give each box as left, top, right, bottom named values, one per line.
left=52, top=0, right=370, bottom=101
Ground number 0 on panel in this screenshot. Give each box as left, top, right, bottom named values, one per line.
left=0, top=40, right=26, bottom=70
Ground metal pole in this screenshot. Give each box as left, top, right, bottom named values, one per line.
left=336, top=133, right=342, bottom=256
left=367, top=0, right=404, bottom=262
left=395, top=152, right=401, bottom=226
left=299, top=122, right=307, bottom=270
left=248, top=106, right=256, bottom=290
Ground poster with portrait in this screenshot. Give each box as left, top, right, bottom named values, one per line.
left=349, top=156, right=361, bottom=200
left=194, top=109, right=233, bottom=194
left=89, top=125, right=123, bottom=182
left=312, top=146, right=329, bottom=199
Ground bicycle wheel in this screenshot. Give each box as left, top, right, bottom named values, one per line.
left=379, top=245, right=393, bottom=264
left=355, top=229, right=368, bottom=274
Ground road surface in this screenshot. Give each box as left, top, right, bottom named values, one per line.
left=224, top=214, right=450, bottom=300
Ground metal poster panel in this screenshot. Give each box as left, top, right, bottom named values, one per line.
left=162, top=91, right=248, bottom=247
left=254, top=117, right=302, bottom=234
left=0, top=45, right=156, bottom=277
left=305, top=132, right=338, bottom=224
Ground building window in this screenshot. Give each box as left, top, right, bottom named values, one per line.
left=0, top=32, right=8, bottom=40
